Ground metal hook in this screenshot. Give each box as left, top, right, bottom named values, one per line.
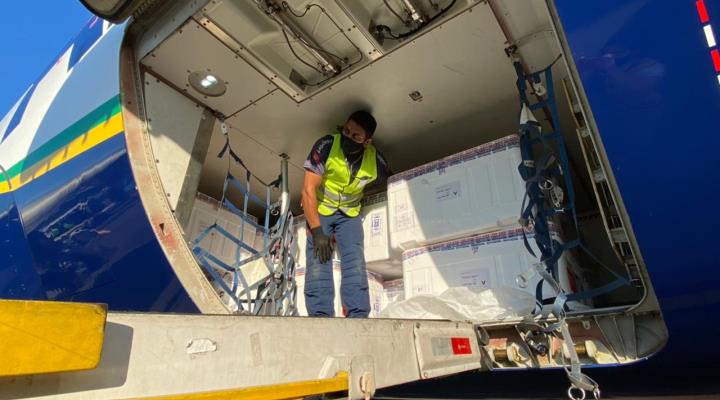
left=568, top=385, right=586, bottom=400
left=515, top=274, right=529, bottom=289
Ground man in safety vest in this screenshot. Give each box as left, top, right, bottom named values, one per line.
left=302, top=110, right=390, bottom=318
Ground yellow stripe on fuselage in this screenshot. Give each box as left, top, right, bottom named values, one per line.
left=0, top=112, right=124, bottom=194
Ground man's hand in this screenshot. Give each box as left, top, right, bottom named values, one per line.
left=311, top=227, right=333, bottom=263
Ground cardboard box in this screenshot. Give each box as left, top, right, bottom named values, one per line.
left=382, top=279, right=405, bottom=309
left=401, top=225, right=575, bottom=301
left=361, top=193, right=402, bottom=278
left=186, top=193, right=258, bottom=266
left=387, top=134, right=524, bottom=251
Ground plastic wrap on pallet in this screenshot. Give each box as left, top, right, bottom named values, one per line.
left=294, top=261, right=385, bottom=318
left=401, top=225, right=577, bottom=301
left=387, top=134, right=524, bottom=251
left=379, top=286, right=536, bottom=322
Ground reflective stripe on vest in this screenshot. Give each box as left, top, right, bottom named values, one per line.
left=317, top=134, right=377, bottom=217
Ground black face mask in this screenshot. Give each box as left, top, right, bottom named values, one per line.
left=340, top=134, right=364, bottom=155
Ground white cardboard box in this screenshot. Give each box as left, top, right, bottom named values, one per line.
left=295, top=262, right=385, bottom=318
left=401, top=225, right=576, bottom=301
left=361, top=193, right=402, bottom=278
left=382, top=279, right=405, bottom=310
left=185, top=194, right=261, bottom=311
left=292, top=218, right=309, bottom=266
left=387, top=134, right=524, bottom=251
left=367, top=272, right=385, bottom=318
left=186, top=193, right=258, bottom=266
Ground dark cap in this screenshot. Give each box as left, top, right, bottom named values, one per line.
left=347, top=110, right=377, bottom=137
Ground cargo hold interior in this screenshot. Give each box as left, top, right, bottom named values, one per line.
left=120, top=0, right=667, bottom=367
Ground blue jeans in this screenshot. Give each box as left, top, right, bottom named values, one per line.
left=304, top=212, right=370, bottom=318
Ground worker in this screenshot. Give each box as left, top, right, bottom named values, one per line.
left=302, top=110, right=390, bottom=318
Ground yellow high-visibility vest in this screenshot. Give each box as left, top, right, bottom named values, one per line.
left=317, top=134, right=377, bottom=217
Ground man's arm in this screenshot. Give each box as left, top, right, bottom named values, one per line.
left=363, top=150, right=392, bottom=196
left=302, top=170, right=333, bottom=263
left=302, top=171, right=323, bottom=229
left=302, top=135, right=333, bottom=227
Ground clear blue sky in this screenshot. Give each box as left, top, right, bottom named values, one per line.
left=0, top=2, right=92, bottom=118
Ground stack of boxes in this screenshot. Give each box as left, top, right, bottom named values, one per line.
left=292, top=133, right=581, bottom=318
left=400, top=226, right=575, bottom=299
left=388, top=134, right=578, bottom=303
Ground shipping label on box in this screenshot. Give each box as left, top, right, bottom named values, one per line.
left=361, top=198, right=395, bottom=264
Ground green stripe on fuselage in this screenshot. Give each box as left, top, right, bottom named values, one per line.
left=0, top=94, right=122, bottom=184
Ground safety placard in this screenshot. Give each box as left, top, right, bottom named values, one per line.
left=435, top=181, right=461, bottom=202
left=414, top=324, right=483, bottom=379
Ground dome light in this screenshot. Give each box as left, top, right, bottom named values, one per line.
left=188, top=71, right=227, bottom=97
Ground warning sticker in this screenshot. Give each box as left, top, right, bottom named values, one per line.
left=394, top=212, right=414, bottom=232
left=457, top=268, right=491, bottom=289
left=370, top=214, right=382, bottom=236
left=431, top=337, right=453, bottom=357
left=430, top=337, right=473, bottom=357
left=393, top=195, right=415, bottom=231
left=451, top=337, right=472, bottom=355
left=435, top=181, right=461, bottom=202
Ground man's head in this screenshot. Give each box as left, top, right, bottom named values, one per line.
left=341, top=110, right=376, bottom=147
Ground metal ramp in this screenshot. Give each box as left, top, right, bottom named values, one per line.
left=0, top=299, right=486, bottom=399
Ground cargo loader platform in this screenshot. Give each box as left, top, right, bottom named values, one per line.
left=0, top=299, right=486, bottom=399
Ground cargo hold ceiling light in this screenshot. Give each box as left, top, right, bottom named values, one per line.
left=188, top=71, right=227, bottom=96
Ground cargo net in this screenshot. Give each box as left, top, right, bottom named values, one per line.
left=190, top=122, right=298, bottom=316
left=509, top=50, right=630, bottom=400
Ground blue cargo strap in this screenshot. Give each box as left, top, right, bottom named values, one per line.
left=512, top=52, right=626, bottom=399
left=513, top=53, right=630, bottom=306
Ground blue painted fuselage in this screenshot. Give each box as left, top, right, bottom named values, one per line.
left=0, top=19, right=197, bottom=313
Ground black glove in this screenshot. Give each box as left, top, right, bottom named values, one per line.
left=311, top=227, right=333, bottom=263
